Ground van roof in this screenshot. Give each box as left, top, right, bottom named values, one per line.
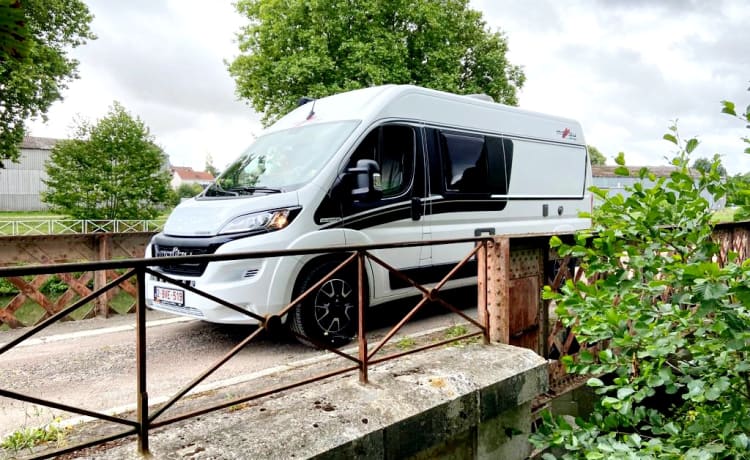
left=268, top=85, right=585, bottom=146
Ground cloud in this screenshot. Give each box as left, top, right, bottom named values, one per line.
left=471, top=0, right=750, bottom=173
left=29, top=0, right=261, bottom=170
left=28, top=0, right=750, bottom=175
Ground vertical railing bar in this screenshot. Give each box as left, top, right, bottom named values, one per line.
left=481, top=240, right=490, bottom=344
left=135, top=267, right=149, bottom=454
left=358, top=251, right=368, bottom=384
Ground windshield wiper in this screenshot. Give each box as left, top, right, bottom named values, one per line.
left=228, top=186, right=283, bottom=194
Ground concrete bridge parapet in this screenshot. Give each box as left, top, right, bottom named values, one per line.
left=94, top=342, right=547, bottom=459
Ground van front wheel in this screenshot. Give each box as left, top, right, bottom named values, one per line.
left=289, top=262, right=362, bottom=348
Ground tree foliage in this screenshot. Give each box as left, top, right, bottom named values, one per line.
left=175, top=182, right=203, bottom=200
left=43, top=102, right=172, bottom=220
left=228, top=0, right=525, bottom=125
left=533, top=103, right=750, bottom=458
left=587, top=145, right=607, bottom=166
left=204, top=153, right=219, bottom=177
left=692, top=156, right=727, bottom=177
left=0, top=0, right=95, bottom=166
left=0, top=1, right=28, bottom=60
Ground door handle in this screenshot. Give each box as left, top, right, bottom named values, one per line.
left=411, top=197, right=422, bottom=221
left=474, top=227, right=495, bottom=236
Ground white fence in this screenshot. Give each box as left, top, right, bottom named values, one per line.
left=0, top=219, right=166, bottom=236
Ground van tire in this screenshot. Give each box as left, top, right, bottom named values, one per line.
left=289, top=261, right=363, bottom=348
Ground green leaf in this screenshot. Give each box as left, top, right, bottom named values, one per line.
left=587, top=377, right=604, bottom=387
left=614, top=166, right=630, bottom=176
left=663, top=133, right=678, bottom=145
left=615, top=152, right=626, bottom=166
left=549, top=235, right=562, bottom=248
left=686, top=138, right=699, bottom=154
left=617, top=387, right=635, bottom=400
left=589, top=185, right=608, bottom=199
left=732, top=433, right=749, bottom=449
left=721, top=100, right=737, bottom=116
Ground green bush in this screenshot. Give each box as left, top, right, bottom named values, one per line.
left=532, top=103, right=750, bottom=458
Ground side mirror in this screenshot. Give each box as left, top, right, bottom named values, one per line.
left=348, top=159, right=383, bottom=202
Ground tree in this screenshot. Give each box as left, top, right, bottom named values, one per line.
left=587, top=145, right=607, bottom=165
left=229, top=0, right=525, bottom=125
left=692, top=156, right=727, bottom=176
left=0, top=1, right=29, bottom=60
left=204, top=153, right=219, bottom=177
left=0, top=0, right=95, bottom=166
left=176, top=182, right=203, bottom=200
left=532, top=112, right=750, bottom=456
left=43, top=102, right=172, bottom=220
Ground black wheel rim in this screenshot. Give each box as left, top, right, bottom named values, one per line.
left=313, top=277, right=355, bottom=336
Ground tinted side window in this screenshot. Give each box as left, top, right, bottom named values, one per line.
left=440, top=131, right=513, bottom=195
left=349, top=125, right=415, bottom=198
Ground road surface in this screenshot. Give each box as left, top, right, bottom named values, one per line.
left=0, top=293, right=478, bottom=438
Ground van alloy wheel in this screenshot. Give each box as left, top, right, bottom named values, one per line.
left=313, top=278, right=355, bottom=337
left=289, top=261, right=363, bottom=348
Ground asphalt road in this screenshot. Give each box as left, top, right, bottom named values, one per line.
left=0, top=291, right=478, bottom=439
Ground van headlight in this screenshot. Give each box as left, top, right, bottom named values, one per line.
left=219, top=209, right=294, bottom=235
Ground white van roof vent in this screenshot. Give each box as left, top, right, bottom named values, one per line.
left=463, top=93, right=494, bottom=103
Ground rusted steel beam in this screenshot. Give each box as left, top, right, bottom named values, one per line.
left=0, top=236, right=490, bottom=278
left=487, top=237, right=510, bottom=343
left=478, top=240, right=489, bottom=344
left=357, top=251, right=369, bottom=384
left=149, top=326, right=265, bottom=423
left=33, top=429, right=138, bottom=460
left=287, top=327, right=362, bottom=363
left=0, top=388, right=137, bottom=428
left=95, top=233, right=112, bottom=316
left=276, top=252, right=358, bottom=318
left=150, top=364, right=360, bottom=429
left=135, top=268, right=149, bottom=454
left=369, top=331, right=484, bottom=365
left=367, top=295, right=431, bottom=360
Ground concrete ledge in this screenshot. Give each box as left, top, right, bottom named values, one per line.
left=93, top=343, right=547, bottom=459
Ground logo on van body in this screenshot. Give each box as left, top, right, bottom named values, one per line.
left=157, top=246, right=189, bottom=257
left=556, top=127, right=577, bottom=140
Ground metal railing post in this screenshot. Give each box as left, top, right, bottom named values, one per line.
left=487, top=237, right=510, bottom=344
left=135, top=267, right=149, bottom=454
left=357, top=251, right=368, bottom=384
left=477, top=240, right=490, bottom=345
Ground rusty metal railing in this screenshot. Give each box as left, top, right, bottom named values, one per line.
left=0, top=237, right=493, bottom=459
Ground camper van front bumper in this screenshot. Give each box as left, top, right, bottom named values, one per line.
left=145, top=250, right=286, bottom=325
left=146, top=273, right=267, bottom=325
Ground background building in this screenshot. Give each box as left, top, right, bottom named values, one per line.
left=170, top=166, right=214, bottom=189
left=0, top=136, right=57, bottom=211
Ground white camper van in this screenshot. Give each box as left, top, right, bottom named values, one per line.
left=145, top=85, right=592, bottom=345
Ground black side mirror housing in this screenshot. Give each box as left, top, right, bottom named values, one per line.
left=348, top=159, right=383, bottom=202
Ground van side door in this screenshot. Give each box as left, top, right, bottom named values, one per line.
left=422, top=128, right=514, bottom=282
left=315, top=123, right=429, bottom=299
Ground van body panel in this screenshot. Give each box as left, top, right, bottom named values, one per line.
left=164, top=188, right=301, bottom=237
left=145, top=84, right=592, bottom=330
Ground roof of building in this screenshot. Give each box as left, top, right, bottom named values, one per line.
left=20, top=136, right=59, bottom=150
left=172, top=166, right=214, bottom=181
left=592, top=165, right=692, bottom=178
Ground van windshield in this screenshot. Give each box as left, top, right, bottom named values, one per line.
left=203, top=120, right=359, bottom=197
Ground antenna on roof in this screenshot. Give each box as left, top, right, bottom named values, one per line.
left=297, top=96, right=315, bottom=107
left=297, top=96, right=316, bottom=120
left=306, top=99, right=316, bottom=120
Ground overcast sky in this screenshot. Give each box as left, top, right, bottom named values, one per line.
left=28, top=0, right=750, bottom=174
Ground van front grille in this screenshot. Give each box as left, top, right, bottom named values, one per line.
left=152, top=245, right=213, bottom=277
